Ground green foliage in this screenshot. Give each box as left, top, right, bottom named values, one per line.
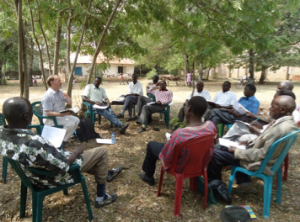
left=146, top=68, right=157, bottom=80
left=1, top=79, right=7, bottom=85
left=170, top=117, right=186, bottom=129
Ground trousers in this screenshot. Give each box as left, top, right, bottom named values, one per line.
left=95, top=107, right=123, bottom=127
left=223, top=121, right=258, bottom=142
left=207, top=148, right=250, bottom=184
left=81, top=147, right=108, bottom=184
left=208, top=109, right=235, bottom=127
left=44, top=115, right=80, bottom=142
left=142, top=141, right=165, bottom=177
left=122, top=96, right=138, bottom=117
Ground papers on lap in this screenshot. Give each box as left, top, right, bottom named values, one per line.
left=93, top=104, right=108, bottom=109
left=235, top=120, right=250, bottom=126
left=96, top=138, right=113, bottom=144
left=59, top=107, right=80, bottom=114
left=233, top=101, right=248, bottom=114
left=41, top=125, right=66, bottom=148
left=166, top=132, right=171, bottom=141
left=219, top=138, right=246, bottom=150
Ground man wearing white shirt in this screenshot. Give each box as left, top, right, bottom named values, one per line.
left=117, top=74, right=143, bottom=119
left=177, top=81, right=210, bottom=122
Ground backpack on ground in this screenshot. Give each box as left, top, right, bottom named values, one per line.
left=76, top=119, right=101, bottom=142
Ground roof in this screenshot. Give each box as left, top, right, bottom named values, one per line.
left=69, top=52, right=135, bottom=65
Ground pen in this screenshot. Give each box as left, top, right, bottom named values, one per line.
left=252, top=117, right=261, bottom=124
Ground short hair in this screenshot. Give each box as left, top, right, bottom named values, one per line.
left=46, top=75, right=56, bottom=87
left=132, top=73, right=137, bottom=78
left=188, top=96, right=207, bottom=117
left=277, top=90, right=296, bottom=100
left=153, top=75, right=159, bottom=79
left=95, top=77, right=102, bottom=82
left=280, top=80, right=294, bottom=91
left=197, top=81, right=204, bottom=85
left=245, top=84, right=256, bottom=93
left=3, top=97, right=32, bottom=125
left=161, top=80, right=166, bottom=85
left=223, top=81, right=231, bottom=86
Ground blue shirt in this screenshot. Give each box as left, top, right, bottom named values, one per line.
left=238, top=96, right=260, bottom=115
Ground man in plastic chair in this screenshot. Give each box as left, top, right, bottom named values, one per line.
left=207, top=95, right=298, bottom=192
left=41, top=75, right=79, bottom=146
left=0, top=97, right=124, bottom=208
left=135, top=80, right=173, bottom=133
left=82, top=77, right=130, bottom=134
left=139, top=96, right=217, bottom=186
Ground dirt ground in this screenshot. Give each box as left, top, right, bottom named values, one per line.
left=1, top=78, right=300, bottom=221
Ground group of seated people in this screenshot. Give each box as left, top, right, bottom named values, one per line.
left=0, top=75, right=299, bottom=213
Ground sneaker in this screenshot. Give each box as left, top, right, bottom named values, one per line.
left=138, top=127, right=146, bottom=133
left=118, top=123, right=129, bottom=134
left=107, top=165, right=124, bottom=182
left=126, top=116, right=136, bottom=122
left=140, top=172, right=155, bottom=186
left=94, top=194, right=118, bottom=208
left=117, top=113, right=124, bottom=118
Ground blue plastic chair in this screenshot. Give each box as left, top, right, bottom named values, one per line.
left=218, top=123, right=233, bottom=138
left=6, top=158, right=93, bottom=222
left=228, top=130, right=300, bottom=218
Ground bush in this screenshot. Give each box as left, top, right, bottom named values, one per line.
left=146, top=68, right=157, bottom=80
left=1, top=79, right=7, bottom=85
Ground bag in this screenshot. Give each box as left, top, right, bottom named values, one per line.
left=209, top=179, right=232, bottom=204
left=76, top=119, right=101, bottom=142
left=197, top=176, right=217, bottom=206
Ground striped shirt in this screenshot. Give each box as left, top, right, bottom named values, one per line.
left=159, top=121, right=216, bottom=173
left=146, top=81, right=160, bottom=94
left=238, top=96, right=260, bottom=115
left=149, top=85, right=173, bottom=105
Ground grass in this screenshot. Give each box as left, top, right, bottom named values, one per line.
left=1, top=78, right=300, bottom=221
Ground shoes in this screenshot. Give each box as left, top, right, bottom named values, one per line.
left=140, top=172, right=155, bottom=186
left=107, top=165, right=124, bottom=182
left=135, top=120, right=141, bottom=124
left=118, top=123, right=130, bottom=134
left=138, top=127, right=146, bottom=133
left=126, top=116, right=136, bottom=122
left=233, top=183, right=256, bottom=193
left=94, top=194, right=118, bottom=208
left=117, top=113, right=124, bottom=118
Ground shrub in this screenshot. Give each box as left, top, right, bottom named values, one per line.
left=146, top=68, right=157, bottom=80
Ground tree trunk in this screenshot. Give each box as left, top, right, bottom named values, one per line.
left=286, top=66, right=290, bottom=80
left=191, top=60, right=196, bottom=96
left=259, top=65, right=267, bottom=84
left=28, top=1, right=48, bottom=90
left=16, top=0, right=24, bottom=96
left=28, top=36, right=34, bottom=86
left=38, top=5, right=52, bottom=75
left=198, top=62, right=203, bottom=81
left=86, top=0, right=123, bottom=85
left=53, top=0, right=63, bottom=75
left=22, top=22, right=29, bottom=99
left=249, top=49, right=254, bottom=79
left=66, top=0, right=93, bottom=97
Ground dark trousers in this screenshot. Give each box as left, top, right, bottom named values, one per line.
left=142, top=141, right=165, bottom=177
left=122, top=96, right=138, bottom=117
left=207, top=148, right=250, bottom=184
left=208, top=109, right=235, bottom=127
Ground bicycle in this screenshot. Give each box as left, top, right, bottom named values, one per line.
left=235, top=77, right=254, bottom=89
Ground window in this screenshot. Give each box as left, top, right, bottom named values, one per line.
left=75, top=67, right=82, bottom=75
left=118, top=66, right=123, bottom=74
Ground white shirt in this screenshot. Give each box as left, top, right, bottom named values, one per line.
left=187, top=89, right=210, bottom=101
left=82, top=84, right=107, bottom=103
left=128, top=80, right=143, bottom=96
left=213, top=91, right=237, bottom=106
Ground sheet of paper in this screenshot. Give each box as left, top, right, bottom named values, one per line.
left=96, top=138, right=113, bottom=144
left=219, top=138, right=246, bottom=150
left=93, top=104, right=108, bottom=109
left=147, top=102, right=156, bottom=105
left=165, top=132, right=171, bottom=141
left=234, top=120, right=250, bottom=126
left=233, top=101, right=248, bottom=115
left=41, top=125, right=66, bottom=148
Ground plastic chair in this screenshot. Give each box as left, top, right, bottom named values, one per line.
left=83, top=101, right=101, bottom=124
left=157, top=134, right=217, bottom=216
left=228, top=130, right=300, bottom=218
left=6, top=158, right=93, bottom=222
left=218, top=123, right=233, bottom=138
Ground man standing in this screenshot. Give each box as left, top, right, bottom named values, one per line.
left=0, top=97, right=124, bottom=208
left=207, top=96, right=298, bottom=191
left=208, top=84, right=259, bottom=127
left=136, top=80, right=173, bottom=133
left=177, top=81, right=210, bottom=123
left=82, top=77, right=129, bottom=134
left=117, top=73, right=143, bottom=119
left=41, top=75, right=79, bottom=145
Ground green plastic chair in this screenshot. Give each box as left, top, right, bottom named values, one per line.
left=6, top=158, right=93, bottom=222
left=83, top=101, right=101, bottom=124
left=218, top=123, right=233, bottom=138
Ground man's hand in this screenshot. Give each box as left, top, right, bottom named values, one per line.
left=250, top=121, right=263, bottom=129
left=248, top=124, right=261, bottom=135
left=238, top=141, right=248, bottom=146
left=228, top=146, right=237, bottom=153
left=73, top=147, right=84, bottom=155
left=95, top=102, right=102, bottom=106
left=68, top=147, right=84, bottom=165
left=215, top=104, right=222, bottom=108
left=60, top=111, right=72, bottom=116
left=246, top=112, right=256, bottom=118
left=156, top=101, right=162, bottom=106
left=106, top=101, right=110, bottom=107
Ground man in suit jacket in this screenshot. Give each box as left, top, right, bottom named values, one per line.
left=207, top=95, right=298, bottom=191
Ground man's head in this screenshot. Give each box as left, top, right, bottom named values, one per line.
left=222, top=81, right=231, bottom=92
left=274, top=90, right=296, bottom=100
left=47, top=75, right=62, bottom=91
left=153, top=75, right=159, bottom=84
left=184, top=96, right=207, bottom=123
left=196, top=81, right=204, bottom=93
left=160, top=80, right=167, bottom=90
left=3, top=97, right=33, bottom=129
left=94, top=77, right=102, bottom=88
left=244, top=84, right=256, bottom=97
left=132, top=73, right=138, bottom=83
left=269, top=95, right=296, bottom=120
left=277, top=80, right=294, bottom=92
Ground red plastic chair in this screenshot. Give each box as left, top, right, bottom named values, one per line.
left=157, top=134, right=217, bottom=217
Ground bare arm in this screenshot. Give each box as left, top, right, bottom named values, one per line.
left=67, top=147, right=84, bottom=165
left=82, top=96, right=104, bottom=106
left=45, top=110, right=72, bottom=117
left=62, top=92, right=72, bottom=105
